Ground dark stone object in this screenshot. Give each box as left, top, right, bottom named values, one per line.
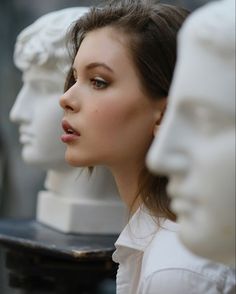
left=0, top=219, right=118, bottom=293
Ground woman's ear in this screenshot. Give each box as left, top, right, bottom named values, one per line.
left=153, top=98, right=167, bottom=137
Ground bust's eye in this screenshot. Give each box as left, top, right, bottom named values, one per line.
left=185, top=104, right=219, bottom=136
left=91, top=78, right=108, bottom=89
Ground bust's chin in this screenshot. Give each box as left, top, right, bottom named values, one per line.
left=179, top=220, right=235, bottom=267
left=22, top=147, right=66, bottom=170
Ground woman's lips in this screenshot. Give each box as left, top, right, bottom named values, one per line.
left=61, top=119, right=80, bottom=143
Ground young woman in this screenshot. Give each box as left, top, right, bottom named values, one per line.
left=60, top=1, right=235, bottom=293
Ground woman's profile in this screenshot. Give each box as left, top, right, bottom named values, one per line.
left=60, top=0, right=235, bottom=293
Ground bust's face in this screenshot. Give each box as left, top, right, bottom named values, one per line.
left=10, top=65, right=66, bottom=169
left=147, top=26, right=235, bottom=266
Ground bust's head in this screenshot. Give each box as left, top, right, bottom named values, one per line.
left=10, top=7, right=88, bottom=169
left=147, top=0, right=235, bottom=266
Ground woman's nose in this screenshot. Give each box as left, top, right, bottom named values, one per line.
left=60, top=88, right=78, bottom=112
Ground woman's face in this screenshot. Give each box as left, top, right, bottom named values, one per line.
left=60, top=27, right=160, bottom=170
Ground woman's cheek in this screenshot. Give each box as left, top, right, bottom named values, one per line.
left=91, top=104, right=124, bottom=128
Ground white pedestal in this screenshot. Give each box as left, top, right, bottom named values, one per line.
left=36, top=191, right=127, bottom=234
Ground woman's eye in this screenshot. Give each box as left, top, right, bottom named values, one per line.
left=91, top=78, right=108, bottom=89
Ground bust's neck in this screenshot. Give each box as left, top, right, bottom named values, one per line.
left=44, top=166, right=88, bottom=197
left=44, top=165, right=120, bottom=201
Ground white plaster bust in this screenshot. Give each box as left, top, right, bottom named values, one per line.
left=147, top=0, right=235, bottom=267
left=10, top=7, right=125, bottom=234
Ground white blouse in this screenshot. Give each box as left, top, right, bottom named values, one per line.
left=112, top=207, right=235, bottom=294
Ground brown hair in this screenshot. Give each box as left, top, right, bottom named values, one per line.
left=65, top=0, right=189, bottom=221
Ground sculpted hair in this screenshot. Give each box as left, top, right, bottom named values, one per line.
left=179, top=0, right=235, bottom=56
left=65, top=0, right=189, bottom=221
left=14, top=7, right=87, bottom=74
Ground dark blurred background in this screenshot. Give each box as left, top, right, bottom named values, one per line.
left=0, top=0, right=213, bottom=293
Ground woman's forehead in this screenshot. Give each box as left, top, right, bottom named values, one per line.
left=73, top=27, right=134, bottom=71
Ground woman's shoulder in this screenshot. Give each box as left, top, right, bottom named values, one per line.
left=140, top=219, right=235, bottom=293
left=138, top=267, right=235, bottom=294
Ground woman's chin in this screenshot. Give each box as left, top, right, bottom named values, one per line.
left=65, top=153, right=92, bottom=167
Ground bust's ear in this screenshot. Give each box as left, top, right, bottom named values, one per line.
left=153, top=98, right=167, bottom=137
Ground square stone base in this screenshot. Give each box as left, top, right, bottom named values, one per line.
left=36, top=191, right=127, bottom=234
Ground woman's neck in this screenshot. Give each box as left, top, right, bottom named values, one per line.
left=110, top=162, right=143, bottom=215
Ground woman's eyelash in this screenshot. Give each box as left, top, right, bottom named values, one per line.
left=90, top=78, right=108, bottom=89
left=70, top=74, right=109, bottom=89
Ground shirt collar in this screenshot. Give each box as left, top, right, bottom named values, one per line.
left=113, top=206, right=178, bottom=262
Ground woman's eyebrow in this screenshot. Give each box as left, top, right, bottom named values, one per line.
left=86, top=62, right=114, bottom=73
left=72, top=62, right=114, bottom=75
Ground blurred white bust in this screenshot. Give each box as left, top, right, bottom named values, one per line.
left=10, top=7, right=125, bottom=234
left=10, top=7, right=88, bottom=169
left=147, top=0, right=235, bottom=267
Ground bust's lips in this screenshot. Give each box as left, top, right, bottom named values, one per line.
left=19, top=126, right=34, bottom=144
